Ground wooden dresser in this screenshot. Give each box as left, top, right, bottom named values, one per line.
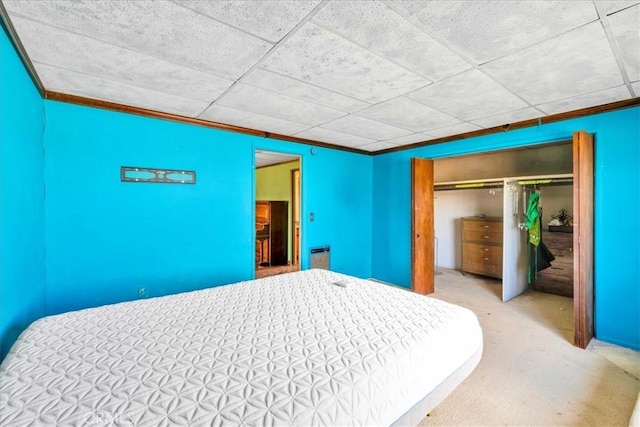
left=533, top=231, right=573, bottom=297
left=256, top=201, right=288, bottom=266
left=461, top=216, right=503, bottom=279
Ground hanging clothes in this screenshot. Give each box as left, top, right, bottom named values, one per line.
left=523, top=191, right=557, bottom=283
left=524, top=192, right=541, bottom=246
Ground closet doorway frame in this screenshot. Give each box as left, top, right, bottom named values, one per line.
left=411, top=130, right=594, bottom=348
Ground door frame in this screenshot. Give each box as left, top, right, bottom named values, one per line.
left=254, top=150, right=302, bottom=277
left=411, top=158, right=435, bottom=295
left=411, top=130, right=595, bottom=348
left=290, top=168, right=301, bottom=266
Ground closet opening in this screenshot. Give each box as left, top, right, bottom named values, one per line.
left=414, top=134, right=594, bottom=347
left=254, top=150, right=301, bottom=279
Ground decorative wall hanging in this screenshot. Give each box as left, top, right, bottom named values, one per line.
left=121, top=166, right=196, bottom=184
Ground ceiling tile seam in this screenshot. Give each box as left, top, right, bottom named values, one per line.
left=469, top=107, right=549, bottom=127
left=307, top=18, right=435, bottom=83
left=385, top=0, right=604, bottom=69
left=252, top=66, right=375, bottom=108
left=533, top=83, right=633, bottom=111
left=195, top=0, right=331, bottom=118
left=31, top=60, right=211, bottom=106
left=168, top=0, right=282, bottom=45
left=290, top=125, right=379, bottom=145
left=383, top=0, right=533, bottom=107
left=6, top=12, right=239, bottom=86
left=238, top=76, right=361, bottom=115
left=605, top=2, right=640, bottom=16
left=476, top=16, right=630, bottom=103
left=381, top=0, right=561, bottom=109
left=593, top=2, right=637, bottom=97
left=27, top=54, right=221, bottom=105
left=349, top=107, right=461, bottom=134
left=296, top=115, right=413, bottom=142
left=213, top=87, right=352, bottom=130
left=207, top=103, right=317, bottom=133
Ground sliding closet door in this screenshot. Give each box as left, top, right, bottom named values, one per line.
left=573, top=131, right=594, bottom=348
left=411, top=158, right=435, bottom=294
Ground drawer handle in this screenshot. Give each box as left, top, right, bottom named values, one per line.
left=483, top=235, right=490, bottom=239
left=483, top=257, right=490, bottom=260
left=482, top=225, right=490, bottom=228
left=483, top=248, right=489, bottom=251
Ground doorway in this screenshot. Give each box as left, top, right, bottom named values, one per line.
left=412, top=131, right=594, bottom=348
left=254, top=150, right=301, bottom=279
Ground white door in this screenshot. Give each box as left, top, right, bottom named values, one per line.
left=502, top=180, right=529, bottom=301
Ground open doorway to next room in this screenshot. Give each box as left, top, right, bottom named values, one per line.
left=255, top=150, right=301, bottom=279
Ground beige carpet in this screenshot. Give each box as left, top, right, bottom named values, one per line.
left=418, top=268, right=640, bottom=426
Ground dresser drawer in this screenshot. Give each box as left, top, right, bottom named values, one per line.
left=462, top=230, right=503, bottom=244
left=462, top=243, right=503, bottom=267
left=462, top=260, right=502, bottom=279
left=463, top=220, right=503, bottom=233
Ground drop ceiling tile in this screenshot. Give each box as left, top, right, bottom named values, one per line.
left=173, top=1, right=321, bottom=43
left=4, top=0, right=271, bottom=80
left=356, top=97, right=459, bottom=132
left=294, top=127, right=376, bottom=147
left=406, top=69, right=528, bottom=120
left=424, top=122, right=483, bottom=139
left=535, top=85, right=632, bottom=115
left=483, top=22, right=623, bottom=105
left=216, top=83, right=346, bottom=126
left=358, top=141, right=400, bottom=152
left=260, top=22, right=429, bottom=103
left=471, top=107, right=544, bottom=128
left=36, top=63, right=209, bottom=117
left=11, top=16, right=233, bottom=103
left=243, top=68, right=370, bottom=112
left=256, top=150, right=299, bottom=167
left=596, top=0, right=640, bottom=15
left=381, top=133, right=431, bottom=145
left=311, top=1, right=470, bottom=81
left=633, top=81, right=640, bottom=95
left=608, top=4, right=640, bottom=81
left=200, top=105, right=311, bottom=135
left=393, top=0, right=597, bottom=64
left=320, top=114, right=414, bottom=140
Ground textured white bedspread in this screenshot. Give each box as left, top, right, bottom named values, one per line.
left=0, top=269, right=482, bottom=426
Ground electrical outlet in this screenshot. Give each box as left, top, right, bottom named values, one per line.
left=138, top=287, right=146, bottom=298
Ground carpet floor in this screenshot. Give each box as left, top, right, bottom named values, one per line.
left=418, top=268, right=639, bottom=426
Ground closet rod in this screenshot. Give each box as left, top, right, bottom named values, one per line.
left=434, top=181, right=503, bottom=191
left=517, top=177, right=573, bottom=186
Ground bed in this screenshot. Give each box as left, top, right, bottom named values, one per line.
left=0, top=269, right=482, bottom=426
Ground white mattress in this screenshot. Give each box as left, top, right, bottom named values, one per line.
left=0, top=269, right=482, bottom=426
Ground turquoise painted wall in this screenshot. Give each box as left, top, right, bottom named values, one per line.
left=0, top=25, right=46, bottom=359
left=372, top=107, right=640, bottom=350
left=43, top=102, right=372, bottom=316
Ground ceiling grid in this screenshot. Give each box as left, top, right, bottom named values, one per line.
left=1, top=0, right=638, bottom=152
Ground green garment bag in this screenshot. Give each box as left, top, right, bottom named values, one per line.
left=524, top=192, right=541, bottom=247
left=524, top=192, right=541, bottom=283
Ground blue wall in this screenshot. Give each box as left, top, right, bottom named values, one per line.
left=372, top=107, right=640, bottom=350
left=0, top=25, right=46, bottom=359
left=43, top=102, right=372, bottom=315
